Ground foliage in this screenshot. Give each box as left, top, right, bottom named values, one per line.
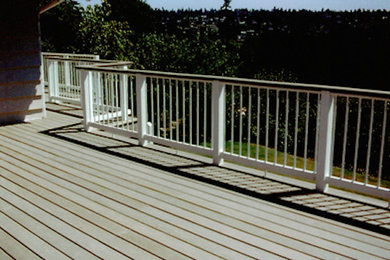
left=220, top=0, right=232, bottom=11
left=254, top=68, right=299, bottom=82
left=39, top=3, right=390, bottom=184
left=38, top=0, right=56, bottom=10
left=40, top=0, right=135, bottom=60
left=133, top=32, right=241, bottom=76
left=40, top=0, right=83, bottom=53
left=79, top=1, right=134, bottom=60
left=41, top=5, right=390, bottom=89
left=155, top=8, right=390, bottom=90
left=106, top=0, right=156, bottom=35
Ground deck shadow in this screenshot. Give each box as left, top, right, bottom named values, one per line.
left=46, top=103, right=84, bottom=118
left=41, top=122, right=390, bottom=236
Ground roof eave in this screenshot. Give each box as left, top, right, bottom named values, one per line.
left=39, top=0, right=65, bottom=15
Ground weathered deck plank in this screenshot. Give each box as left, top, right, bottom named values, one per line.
left=0, top=195, right=98, bottom=260
left=1, top=106, right=390, bottom=259
left=0, top=226, right=42, bottom=260
left=0, top=127, right=374, bottom=259
left=0, top=247, right=14, bottom=260
left=0, top=128, right=282, bottom=259
left=0, top=210, right=70, bottom=259
left=0, top=156, right=193, bottom=259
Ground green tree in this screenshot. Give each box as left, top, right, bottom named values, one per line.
left=133, top=32, right=240, bottom=76
left=218, top=1, right=238, bottom=40
left=79, top=0, right=134, bottom=60
left=254, top=68, right=298, bottom=82
left=40, top=0, right=83, bottom=52
left=220, top=0, right=232, bottom=10
left=107, top=0, right=157, bottom=35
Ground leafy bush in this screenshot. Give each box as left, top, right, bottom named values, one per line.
left=133, top=32, right=241, bottom=76
left=79, top=1, right=134, bottom=60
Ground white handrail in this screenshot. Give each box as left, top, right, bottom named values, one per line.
left=45, top=55, right=132, bottom=105
left=76, top=65, right=390, bottom=99
left=77, top=64, right=390, bottom=201
left=42, top=52, right=99, bottom=87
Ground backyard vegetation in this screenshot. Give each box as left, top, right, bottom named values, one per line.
left=40, top=0, right=390, bottom=90
left=40, top=0, right=390, bottom=189
left=226, top=141, right=390, bottom=188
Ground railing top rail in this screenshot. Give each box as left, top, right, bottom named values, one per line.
left=94, top=62, right=133, bottom=68
left=46, top=56, right=133, bottom=65
left=76, top=65, right=390, bottom=99
left=42, top=52, right=99, bottom=58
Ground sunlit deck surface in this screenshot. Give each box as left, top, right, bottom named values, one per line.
left=1, top=103, right=390, bottom=259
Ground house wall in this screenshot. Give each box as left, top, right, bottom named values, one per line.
left=0, top=0, right=44, bottom=124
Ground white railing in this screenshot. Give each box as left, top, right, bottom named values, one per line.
left=46, top=56, right=132, bottom=105
left=77, top=65, right=390, bottom=201
left=42, top=52, right=100, bottom=87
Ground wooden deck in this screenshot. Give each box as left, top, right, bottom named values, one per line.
left=0, top=103, right=390, bottom=259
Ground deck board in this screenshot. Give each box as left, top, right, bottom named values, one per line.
left=0, top=227, right=41, bottom=260
left=0, top=210, right=70, bottom=259
left=0, top=195, right=97, bottom=259
left=0, top=247, right=14, bottom=260
left=0, top=127, right=281, bottom=259
left=0, top=155, right=190, bottom=259
left=0, top=130, right=357, bottom=258
left=1, top=104, right=390, bottom=259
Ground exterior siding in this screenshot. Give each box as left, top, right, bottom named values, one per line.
left=0, top=0, right=44, bottom=124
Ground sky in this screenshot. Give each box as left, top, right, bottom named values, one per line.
left=78, top=0, right=390, bottom=11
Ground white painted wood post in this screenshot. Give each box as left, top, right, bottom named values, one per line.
left=81, top=70, right=94, bottom=132
left=147, top=122, right=154, bottom=145
left=47, top=59, right=58, bottom=102
left=316, top=91, right=335, bottom=192
left=40, top=54, right=47, bottom=117
left=120, top=66, right=129, bottom=124
left=212, top=80, right=226, bottom=165
left=92, top=71, right=101, bottom=120
left=53, top=61, right=59, bottom=101
left=136, top=74, right=148, bottom=146
left=64, top=59, right=71, bottom=95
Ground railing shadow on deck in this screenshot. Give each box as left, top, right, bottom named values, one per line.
left=46, top=104, right=84, bottom=119
left=40, top=119, right=390, bottom=236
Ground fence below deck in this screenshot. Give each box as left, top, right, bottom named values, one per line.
left=76, top=64, right=390, bottom=201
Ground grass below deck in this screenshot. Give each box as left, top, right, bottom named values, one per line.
left=223, top=141, right=390, bottom=189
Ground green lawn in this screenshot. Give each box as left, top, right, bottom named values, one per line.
left=225, top=140, right=315, bottom=171
left=223, top=141, right=390, bottom=189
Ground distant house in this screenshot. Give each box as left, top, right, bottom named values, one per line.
left=0, top=0, right=63, bottom=124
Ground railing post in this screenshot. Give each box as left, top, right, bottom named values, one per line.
left=40, top=53, right=47, bottom=117
left=120, top=66, right=129, bottom=124
left=92, top=71, right=101, bottom=122
left=80, top=70, right=94, bottom=132
left=42, top=54, right=48, bottom=87
left=316, top=91, right=335, bottom=192
left=64, top=57, right=71, bottom=95
left=136, top=74, right=148, bottom=146
left=212, top=80, right=226, bottom=165
left=47, top=59, right=59, bottom=102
